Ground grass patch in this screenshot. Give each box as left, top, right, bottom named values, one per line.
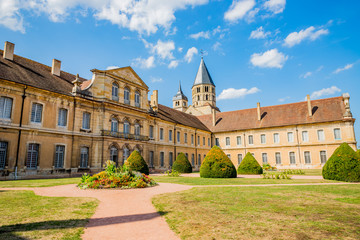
left=153, top=184, right=360, bottom=240
left=152, top=176, right=336, bottom=185
left=0, top=190, right=98, bottom=240
left=0, top=178, right=80, bottom=188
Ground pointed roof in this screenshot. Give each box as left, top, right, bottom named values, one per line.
left=193, top=57, right=215, bottom=87
left=173, top=81, right=188, bottom=101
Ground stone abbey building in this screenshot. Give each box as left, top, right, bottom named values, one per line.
left=0, top=41, right=357, bottom=179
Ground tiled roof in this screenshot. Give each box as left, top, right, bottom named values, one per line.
left=157, top=104, right=210, bottom=132
left=173, top=82, right=188, bottom=101
left=0, top=49, right=87, bottom=95
left=197, top=97, right=349, bottom=132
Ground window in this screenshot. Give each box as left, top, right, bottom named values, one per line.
left=112, top=82, right=119, bottom=101
left=184, top=133, right=188, bottom=143
left=123, top=120, right=130, bottom=134
left=203, top=137, right=205, bottom=145
left=302, top=131, right=309, bottom=142
left=208, top=138, right=210, bottom=146
left=273, top=133, right=280, bottom=143
left=124, top=87, right=130, bottom=104
left=160, top=128, right=164, bottom=140
left=110, top=146, right=118, bottom=165
left=185, top=153, right=188, bottom=159
left=31, top=103, right=43, bottom=123
left=289, top=152, right=296, bottom=165
left=0, top=142, right=8, bottom=169
left=215, top=138, right=220, bottom=146
left=248, top=135, right=254, bottom=145
left=191, top=154, right=195, bottom=166
left=197, top=87, right=200, bottom=93
left=160, top=152, right=164, bottom=167
left=80, top=147, right=89, bottom=168
left=135, top=91, right=140, bottom=107
left=261, top=134, right=266, bottom=144
left=237, top=154, right=243, bottom=165
left=82, top=112, right=91, bottom=129
left=227, top=154, right=231, bottom=159
left=149, top=125, right=154, bottom=139
left=123, top=147, right=129, bottom=164
left=226, top=137, right=230, bottom=146
left=304, top=151, right=311, bottom=164
left=236, top=136, right=242, bottom=146
left=262, top=153, right=268, bottom=164
left=169, top=130, right=173, bottom=142
left=58, top=108, right=68, bottom=127
left=334, top=128, right=341, bottom=140
left=111, top=118, right=118, bottom=132
left=0, top=97, right=12, bottom=119
left=26, top=143, right=39, bottom=169
left=191, top=134, right=194, bottom=145
left=169, top=152, right=173, bottom=167
left=275, top=152, right=281, bottom=165
left=134, top=123, right=140, bottom=136
left=320, top=151, right=327, bottom=164
left=198, top=154, right=201, bottom=165
left=54, top=145, right=65, bottom=169
left=317, top=130, right=325, bottom=141
left=287, top=132, right=294, bottom=143
left=177, top=131, right=180, bottom=143
left=198, top=136, right=200, bottom=146
left=149, top=151, right=154, bottom=168
left=205, top=86, right=209, bottom=92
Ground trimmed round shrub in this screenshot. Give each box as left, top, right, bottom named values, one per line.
left=125, top=150, right=149, bottom=175
left=237, top=152, right=263, bottom=174
left=172, top=152, right=192, bottom=173
left=200, top=145, right=237, bottom=178
left=322, top=143, right=360, bottom=182
left=357, top=149, right=360, bottom=157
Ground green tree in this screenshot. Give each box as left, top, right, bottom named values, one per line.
left=237, top=152, right=263, bottom=174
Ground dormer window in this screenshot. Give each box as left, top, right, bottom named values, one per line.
left=124, top=87, right=130, bottom=105
left=112, top=82, right=119, bottom=101
left=135, top=91, right=140, bottom=107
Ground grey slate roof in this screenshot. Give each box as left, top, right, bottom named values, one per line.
left=193, top=58, right=215, bottom=87
left=172, top=81, right=188, bottom=101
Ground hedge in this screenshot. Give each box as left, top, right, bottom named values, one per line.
left=125, top=150, right=149, bottom=175
left=172, top=152, right=192, bottom=173
left=237, top=152, right=263, bottom=174
left=200, top=145, right=237, bottom=178
left=322, top=143, right=360, bottom=182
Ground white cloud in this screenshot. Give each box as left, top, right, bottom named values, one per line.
left=168, top=60, right=179, bottom=69
left=278, top=96, right=290, bottom=102
left=132, top=56, right=155, bottom=69
left=0, top=0, right=25, bottom=33
left=217, top=87, right=260, bottom=100
left=333, top=63, right=354, bottom=74
left=224, top=0, right=255, bottom=23
left=250, top=49, right=288, bottom=69
left=300, top=65, right=323, bottom=79
left=189, top=31, right=210, bottom=40
left=309, top=86, right=341, bottom=99
left=150, top=76, right=163, bottom=83
left=302, top=72, right=312, bottom=79
left=212, top=42, right=221, bottom=51
left=178, top=47, right=183, bottom=52
left=263, top=0, right=286, bottom=14
left=106, top=66, right=120, bottom=70
left=249, top=26, right=270, bottom=39
left=284, top=26, right=329, bottom=47
left=148, top=40, right=175, bottom=60
left=184, top=47, right=198, bottom=63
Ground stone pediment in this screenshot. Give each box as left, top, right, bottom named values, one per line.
left=107, top=67, right=148, bottom=89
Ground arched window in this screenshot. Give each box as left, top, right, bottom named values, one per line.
left=197, top=95, right=200, bottom=101
left=134, top=123, right=140, bottom=136
left=111, top=118, right=118, bottom=132
left=124, top=87, right=130, bottom=104
left=205, top=95, right=209, bottom=100
left=123, top=120, right=130, bottom=134
left=110, top=146, right=118, bottom=165
left=123, top=147, right=129, bottom=164
left=112, top=82, right=119, bottom=101
left=135, top=91, right=140, bottom=107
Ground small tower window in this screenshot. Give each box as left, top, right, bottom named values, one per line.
left=197, top=95, right=200, bottom=101
left=212, top=87, right=215, bottom=93
left=197, top=87, right=200, bottom=93
left=205, top=95, right=209, bottom=100
left=205, top=86, right=209, bottom=92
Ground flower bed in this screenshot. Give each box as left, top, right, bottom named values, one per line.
left=78, top=160, right=157, bottom=189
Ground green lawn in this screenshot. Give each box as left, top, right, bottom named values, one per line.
left=0, top=190, right=98, bottom=240
left=153, top=184, right=360, bottom=240
left=152, top=176, right=336, bottom=185
left=0, top=177, right=80, bottom=188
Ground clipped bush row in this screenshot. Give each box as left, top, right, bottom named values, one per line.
left=262, top=173, right=291, bottom=179
left=237, top=152, right=263, bottom=174
left=281, top=169, right=305, bottom=175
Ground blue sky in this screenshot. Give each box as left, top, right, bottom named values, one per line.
left=0, top=0, right=359, bottom=144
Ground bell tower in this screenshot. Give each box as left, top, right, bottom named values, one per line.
left=172, top=81, right=188, bottom=112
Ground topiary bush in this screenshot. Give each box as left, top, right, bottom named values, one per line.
left=357, top=149, right=360, bottom=157
left=322, top=143, right=360, bottom=182
left=237, top=152, right=263, bottom=174
left=125, top=150, right=149, bottom=175
left=172, top=152, right=192, bottom=173
left=200, top=145, right=237, bottom=178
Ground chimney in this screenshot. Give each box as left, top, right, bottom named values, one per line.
left=307, top=95, right=312, bottom=117
left=3, top=41, right=15, bottom=60
left=150, top=90, right=158, bottom=112
left=342, top=93, right=352, bottom=118
left=257, top=102, right=261, bottom=121
left=51, top=59, right=61, bottom=76
left=212, top=108, right=216, bottom=126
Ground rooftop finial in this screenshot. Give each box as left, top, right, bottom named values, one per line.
left=200, top=49, right=204, bottom=58
left=178, top=80, right=182, bottom=93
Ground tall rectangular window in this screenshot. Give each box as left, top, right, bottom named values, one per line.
left=273, top=133, right=280, bottom=143
left=203, top=137, right=205, bottom=145
left=191, top=154, right=195, bottom=166
left=262, top=153, right=268, bottom=164
left=169, top=130, right=173, bottom=142
left=80, top=147, right=89, bottom=168
left=177, top=131, right=180, bottom=143
left=0, top=141, right=8, bottom=169
left=237, top=154, right=243, bottom=165
left=334, top=128, right=341, bottom=140
left=320, top=151, right=327, bottom=164
left=208, top=138, right=210, bottom=146
left=169, top=152, right=173, bottom=167
left=54, top=145, right=65, bottom=169
left=215, top=138, right=219, bottom=146
left=191, top=134, right=194, bottom=145
left=237, top=136, right=242, bottom=145
left=149, top=125, right=154, bottom=139
left=184, top=133, right=188, bottom=143
left=289, top=152, right=296, bottom=164
left=198, top=154, right=201, bottom=165
left=317, top=130, right=325, bottom=141
left=198, top=136, right=200, bottom=146
left=135, top=91, right=140, bottom=107
left=31, top=103, right=43, bottom=123
left=275, top=152, right=281, bottom=165
left=227, top=154, right=231, bottom=159
left=160, top=152, right=164, bottom=167
left=304, top=151, right=311, bottom=164
left=0, top=97, right=12, bottom=119
left=124, top=88, right=130, bottom=104
left=112, top=82, right=119, bottom=101
left=287, top=132, right=294, bottom=143
left=302, top=131, right=309, bottom=142
left=82, top=112, right=91, bottom=129
left=226, top=137, right=230, bottom=146
left=248, top=135, right=254, bottom=145
left=149, top=151, right=154, bottom=168
left=26, top=143, right=39, bottom=169
left=160, top=128, right=164, bottom=140
left=261, top=134, right=266, bottom=144
left=58, top=108, right=68, bottom=127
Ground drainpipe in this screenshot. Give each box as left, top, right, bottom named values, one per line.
left=243, top=133, right=247, bottom=154
left=14, top=86, right=27, bottom=179
left=295, top=126, right=302, bottom=167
